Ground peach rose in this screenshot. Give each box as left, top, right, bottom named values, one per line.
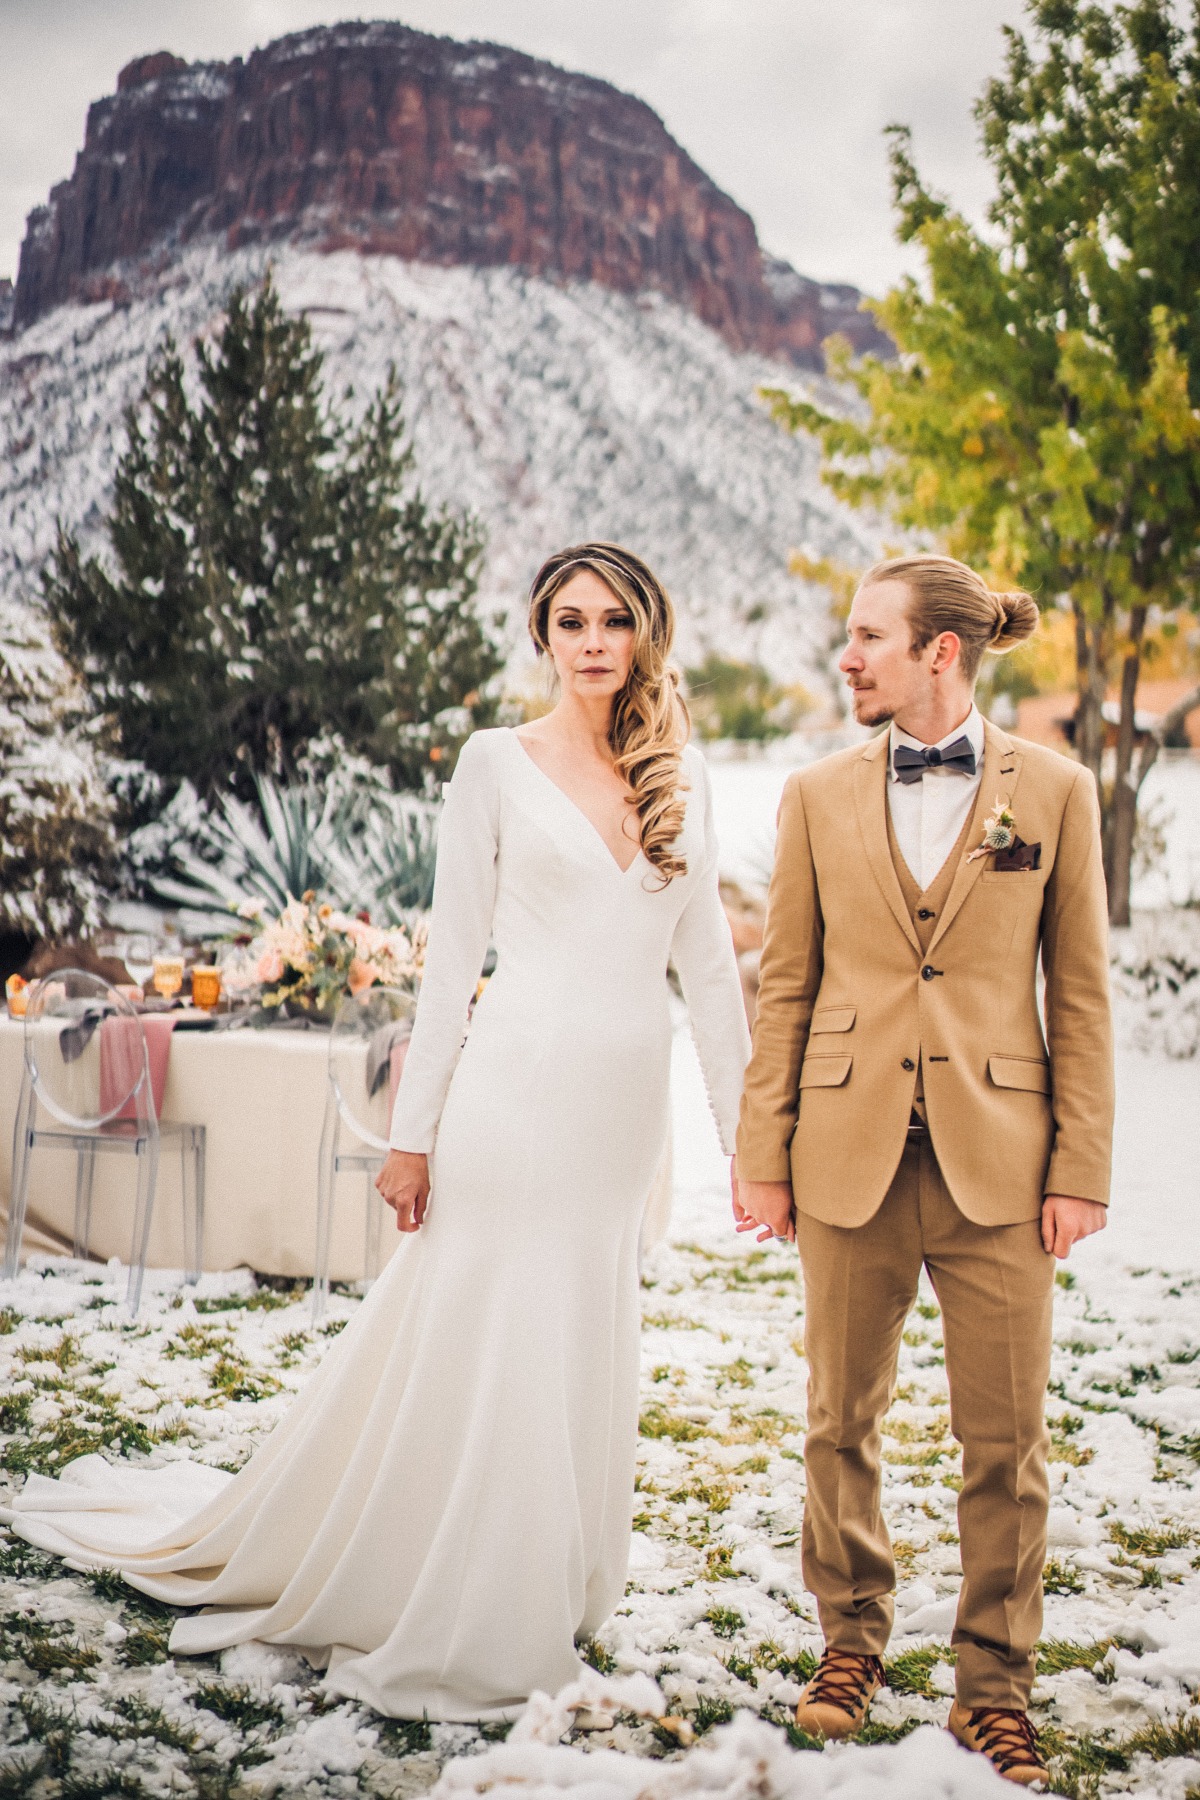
left=348, top=957, right=379, bottom=997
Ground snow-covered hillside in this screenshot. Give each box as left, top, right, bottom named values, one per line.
left=0, top=244, right=873, bottom=690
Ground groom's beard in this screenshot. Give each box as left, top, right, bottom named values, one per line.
left=848, top=685, right=894, bottom=728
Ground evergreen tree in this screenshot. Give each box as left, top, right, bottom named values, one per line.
left=0, top=601, right=115, bottom=939
left=44, top=277, right=503, bottom=799
left=767, top=0, right=1200, bottom=924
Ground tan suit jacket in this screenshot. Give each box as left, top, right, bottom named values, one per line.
left=736, top=722, right=1114, bottom=1227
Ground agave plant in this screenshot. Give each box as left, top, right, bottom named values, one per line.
left=147, top=770, right=439, bottom=935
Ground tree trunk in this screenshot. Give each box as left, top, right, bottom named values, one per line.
left=1071, top=597, right=1109, bottom=793
left=1105, top=605, right=1147, bottom=928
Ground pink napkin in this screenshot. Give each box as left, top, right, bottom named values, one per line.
left=99, top=1015, right=176, bottom=1120
left=388, top=1038, right=410, bottom=1117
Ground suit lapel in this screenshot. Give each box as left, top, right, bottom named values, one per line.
left=853, top=733, right=922, bottom=956
left=926, top=722, right=1024, bottom=956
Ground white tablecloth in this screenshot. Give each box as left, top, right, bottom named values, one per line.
left=0, top=1017, right=394, bottom=1281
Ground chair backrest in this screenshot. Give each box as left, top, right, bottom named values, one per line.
left=328, top=985, right=417, bottom=1153
left=24, top=969, right=151, bottom=1131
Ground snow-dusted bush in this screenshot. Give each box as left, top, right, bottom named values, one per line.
left=1112, top=910, right=1200, bottom=1058
left=0, top=601, right=115, bottom=937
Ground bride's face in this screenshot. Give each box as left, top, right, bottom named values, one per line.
left=545, top=571, right=637, bottom=703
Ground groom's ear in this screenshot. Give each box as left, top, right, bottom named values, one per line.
left=929, top=630, right=964, bottom=677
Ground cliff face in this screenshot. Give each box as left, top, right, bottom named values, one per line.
left=14, top=22, right=887, bottom=366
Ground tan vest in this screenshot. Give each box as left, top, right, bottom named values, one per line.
left=885, top=800, right=979, bottom=1126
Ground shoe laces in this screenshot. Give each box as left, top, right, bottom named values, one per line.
left=968, top=1707, right=1044, bottom=1773
left=807, top=1649, right=885, bottom=1711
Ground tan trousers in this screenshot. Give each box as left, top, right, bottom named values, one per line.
left=795, top=1136, right=1054, bottom=1708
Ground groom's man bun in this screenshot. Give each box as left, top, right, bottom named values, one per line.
left=861, top=553, right=1038, bottom=682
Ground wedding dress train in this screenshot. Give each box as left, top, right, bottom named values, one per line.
left=2, top=729, right=749, bottom=1719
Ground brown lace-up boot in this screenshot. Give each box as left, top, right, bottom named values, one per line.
left=949, top=1703, right=1048, bottom=1787
left=793, top=1649, right=885, bottom=1739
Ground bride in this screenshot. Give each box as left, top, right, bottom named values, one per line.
left=3, top=542, right=751, bottom=1721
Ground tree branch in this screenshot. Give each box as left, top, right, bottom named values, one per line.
left=1132, top=681, right=1200, bottom=795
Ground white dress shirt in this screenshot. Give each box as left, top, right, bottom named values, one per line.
left=886, top=705, right=985, bottom=890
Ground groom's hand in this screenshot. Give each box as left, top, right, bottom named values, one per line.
left=736, top=1179, right=796, bottom=1245
left=1042, top=1194, right=1107, bottom=1259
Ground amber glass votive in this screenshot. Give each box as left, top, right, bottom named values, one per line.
left=152, top=954, right=185, bottom=999
left=191, top=966, right=221, bottom=1010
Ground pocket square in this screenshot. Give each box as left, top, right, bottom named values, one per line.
left=992, top=836, right=1041, bottom=872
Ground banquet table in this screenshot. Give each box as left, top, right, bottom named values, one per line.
left=0, top=1016, right=675, bottom=1281
left=0, top=1015, right=394, bottom=1281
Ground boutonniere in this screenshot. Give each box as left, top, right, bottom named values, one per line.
left=966, top=798, right=1016, bottom=862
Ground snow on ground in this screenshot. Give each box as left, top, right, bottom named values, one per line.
left=0, top=996, right=1194, bottom=1797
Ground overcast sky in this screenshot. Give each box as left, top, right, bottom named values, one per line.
left=0, top=0, right=1028, bottom=296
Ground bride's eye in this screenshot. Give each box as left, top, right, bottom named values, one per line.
left=607, top=614, right=635, bottom=630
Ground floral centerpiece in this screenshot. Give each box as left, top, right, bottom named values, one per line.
left=222, top=892, right=425, bottom=1020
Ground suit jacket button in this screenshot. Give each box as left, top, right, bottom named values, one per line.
left=902, top=1057, right=915, bottom=1071
left=921, top=964, right=935, bottom=981
left=917, top=908, right=934, bottom=920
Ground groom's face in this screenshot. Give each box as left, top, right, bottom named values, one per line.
left=839, top=580, right=931, bottom=726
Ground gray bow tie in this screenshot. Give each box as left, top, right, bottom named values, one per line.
left=892, top=736, right=977, bottom=784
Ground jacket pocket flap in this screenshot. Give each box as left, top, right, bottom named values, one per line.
left=811, top=1005, right=856, bottom=1033
left=988, top=1055, right=1051, bottom=1094
left=799, top=1053, right=853, bottom=1089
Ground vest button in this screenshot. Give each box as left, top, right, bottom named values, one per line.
left=921, top=964, right=936, bottom=981
left=917, top=908, right=934, bottom=920
left=902, top=1057, right=915, bottom=1071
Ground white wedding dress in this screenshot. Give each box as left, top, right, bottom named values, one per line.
left=2, top=729, right=749, bottom=1719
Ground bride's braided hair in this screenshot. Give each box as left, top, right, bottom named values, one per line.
left=527, top=543, right=691, bottom=885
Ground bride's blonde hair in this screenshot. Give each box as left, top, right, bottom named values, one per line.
left=527, top=543, right=691, bottom=884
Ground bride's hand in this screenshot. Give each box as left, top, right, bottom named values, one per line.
left=376, top=1150, right=431, bottom=1232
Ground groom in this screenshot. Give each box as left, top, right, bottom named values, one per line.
left=734, top=555, right=1114, bottom=1787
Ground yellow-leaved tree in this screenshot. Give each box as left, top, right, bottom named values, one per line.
left=767, top=0, right=1200, bottom=923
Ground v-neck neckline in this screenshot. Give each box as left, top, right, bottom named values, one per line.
left=508, top=731, right=644, bottom=876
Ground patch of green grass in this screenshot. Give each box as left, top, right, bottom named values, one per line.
left=59, top=1774, right=149, bottom=1800
left=1037, top=1638, right=1115, bottom=1676
left=724, top=1407, right=797, bottom=1445
left=704, top=1545, right=737, bottom=1580
left=1108, top=1520, right=1193, bottom=1557
left=692, top=1694, right=734, bottom=1734
left=14, top=1695, right=76, bottom=1779
left=110, top=1695, right=200, bottom=1753
left=117, top=1620, right=173, bottom=1666
left=193, top=1680, right=284, bottom=1732
left=1043, top=1558, right=1085, bottom=1595
left=719, top=1358, right=756, bottom=1389
left=0, top=1611, right=99, bottom=1678
left=639, top=1405, right=706, bottom=1442
left=0, top=1536, right=56, bottom=1581
left=193, top=1280, right=306, bottom=1314
left=1124, top=1715, right=1200, bottom=1760
left=852, top=1717, right=923, bottom=1745
left=205, top=1355, right=282, bottom=1404
left=884, top=1644, right=954, bottom=1697
left=723, top=1650, right=756, bottom=1684
left=377, top=1715, right=434, bottom=1755
left=80, top=1566, right=127, bottom=1604
left=579, top=1637, right=616, bottom=1674
left=0, top=1308, right=22, bottom=1335
left=705, top=1605, right=744, bottom=1639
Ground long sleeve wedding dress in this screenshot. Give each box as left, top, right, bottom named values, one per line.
left=2, top=728, right=750, bottom=1720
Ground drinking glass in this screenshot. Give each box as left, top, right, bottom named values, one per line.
left=152, top=954, right=185, bottom=1000
left=124, top=935, right=156, bottom=989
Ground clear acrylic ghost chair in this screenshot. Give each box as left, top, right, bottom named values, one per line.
left=5, top=969, right=205, bottom=1315
left=312, top=985, right=417, bottom=1323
